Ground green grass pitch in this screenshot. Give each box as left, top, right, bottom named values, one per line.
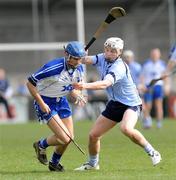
left=1, top=119, right=176, bottom=180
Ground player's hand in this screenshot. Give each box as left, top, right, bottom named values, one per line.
left=75, top=94, right=87, bottom=106
left=40, top=103, right=51, bottom=114
left=72, top=82, right=85, bottom=90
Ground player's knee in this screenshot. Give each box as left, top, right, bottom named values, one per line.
left=89, top=131, right=100, bottom=141
left=120, top=125, right=133, bottom=136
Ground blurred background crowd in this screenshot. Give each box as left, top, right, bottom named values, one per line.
left=0, top=0, right=175, bottom=125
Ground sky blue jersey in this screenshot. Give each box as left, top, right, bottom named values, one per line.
left=28, top=57, right=84, bottom=97
left=128, top=61, right=142, bottom=86
left=91, top=53, right=142, bottom=106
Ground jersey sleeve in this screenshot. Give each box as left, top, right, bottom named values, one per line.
left=91, top=53, right=104, bottom=67
left=28, top=58, right=64, bottom=86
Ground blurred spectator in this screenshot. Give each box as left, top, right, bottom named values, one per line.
left=0, top=68, right=14, bottom=118
left=16, top=79, right=29, bottom=96
left=141, top=48, right=166, bottom=128
left=123, top=50, right=142, bottom=86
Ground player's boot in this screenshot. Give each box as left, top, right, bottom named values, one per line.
left=150, top=150, right=162, bottom=166
left=143, top=117, right=152, bottom=129
left=48, top=162, right=65, bottom=172
left=74, top=162, right=100, bottom=171
left=156, top=121, right=162, bottom=129
left=33, top=141, right=48, bottom=165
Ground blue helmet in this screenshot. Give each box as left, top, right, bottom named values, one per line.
left=65, top=41, right=86, bottom=58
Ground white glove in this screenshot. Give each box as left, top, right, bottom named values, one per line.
left=74, top=94, right=87, bottom=106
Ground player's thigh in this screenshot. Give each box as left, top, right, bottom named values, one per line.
left=144, top=101, right=152, bottom=112
left=47, top=114, right=71, bottom=142
left=120, top=108, right=138, bottom=130
left=62, top=116, right=74, bottom=138
left=90, top=114, right=117, bottom=137
left=154, top=98, right=163, bottom=109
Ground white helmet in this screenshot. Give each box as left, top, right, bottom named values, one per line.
left=104, top=37, right=124, bottom=50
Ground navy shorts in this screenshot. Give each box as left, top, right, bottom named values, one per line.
left=34, top=96, right=72, bottom=124
left=102, top=100, right=142, bottom=123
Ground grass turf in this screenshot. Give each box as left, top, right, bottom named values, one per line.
left=0, top=119, right=176, bottom=180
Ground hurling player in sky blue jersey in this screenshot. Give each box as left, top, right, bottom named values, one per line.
left=73, top=37, right=161, bottom=171
left=27, top=41, right=87, bottom=172
left=123, top=50, right=142, bottom=86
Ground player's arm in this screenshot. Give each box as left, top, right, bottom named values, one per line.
left=81, top=56, right=94, bottom=65
left=26, top=81, right=51, bottom=113
left=73, top=71, right=114, bottom=90
left=73, top=78, right=112, bottom=90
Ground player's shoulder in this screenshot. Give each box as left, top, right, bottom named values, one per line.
left=41, top=57, right=65, bottom=75
left=95, top=53, right=105, bottom=61
left=114, top=58, right=124, bottom=66
left=112, top=59, right=126, bottom=72
left=45, top=57, right=65, bottom=68
left=91, top=53, right=105, bottom=65
left=98, top=53, right=105, bottom=58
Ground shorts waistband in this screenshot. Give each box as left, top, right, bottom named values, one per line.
left=41, top=95, right=62, bottom=102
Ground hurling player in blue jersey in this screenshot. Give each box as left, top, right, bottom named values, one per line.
left=27, top=41, right=87, bottom=172
left=141, top=48, right=166, bottom=129
left=73, top=37, right=161, bottom=171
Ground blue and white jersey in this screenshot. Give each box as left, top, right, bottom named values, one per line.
left=128, top=61, right=142, bottom=86
left=142, top=59, right=166, bottom=86
left=28, top=57, right=84, bottom=97
left=0, top=79, right=9, bottom=93
left=169, top=43, right=176, bottom=62
left=91, top=53, right=142, bottom=106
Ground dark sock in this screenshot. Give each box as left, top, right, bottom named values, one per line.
left=39, top=138, right=49, bottom=149
left=50, top=152, right=62, bottom=165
